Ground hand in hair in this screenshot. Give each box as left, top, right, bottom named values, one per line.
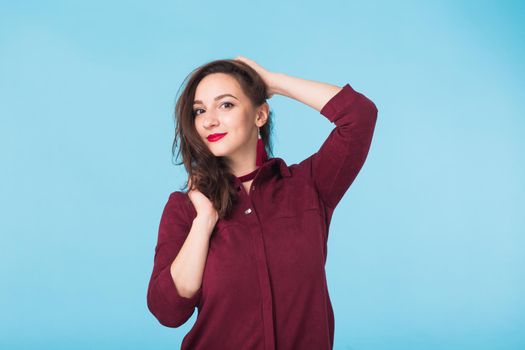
left=186, top=175, right=219, bottom=224
left=234, top=55, right=277, bottom=99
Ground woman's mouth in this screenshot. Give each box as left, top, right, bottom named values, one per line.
left=207, top=132, right=227, bottom=142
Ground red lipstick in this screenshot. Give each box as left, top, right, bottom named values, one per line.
left=207, top=132, right=227, bottom=142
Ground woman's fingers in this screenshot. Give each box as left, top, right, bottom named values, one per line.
left=234, top=56, right=274, bottom=98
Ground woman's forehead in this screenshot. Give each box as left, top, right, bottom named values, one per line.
left=194, top=74, right=244, bottom=103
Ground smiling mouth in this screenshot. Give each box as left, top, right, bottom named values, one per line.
left=207, top=133, right=227, bottom=142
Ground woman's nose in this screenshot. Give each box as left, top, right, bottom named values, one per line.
left=203, top=114, right=219, bottom=128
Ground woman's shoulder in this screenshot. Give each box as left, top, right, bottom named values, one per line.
left=168, top=190, right=187, bottom=202
left=167, top=190, right=197, bottom=221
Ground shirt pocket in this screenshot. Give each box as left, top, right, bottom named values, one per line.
left=266, top=207, right=326, bottom=274
left=269, top=190, right=325, bottom=242
left=272, top=205, right=320, bottom=219
left=270, top=204, right=324, bottom=240
left=269, top=177, right=322, bottom=220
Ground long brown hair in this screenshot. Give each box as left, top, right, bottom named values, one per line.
left=172, top=58, right=274, bottom=220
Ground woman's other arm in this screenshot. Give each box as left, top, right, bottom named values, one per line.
left=147, top=192, right=216, bottom=328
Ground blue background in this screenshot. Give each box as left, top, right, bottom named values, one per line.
left=1, top=1, right=523, bottom=349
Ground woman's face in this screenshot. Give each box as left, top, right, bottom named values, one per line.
left=193, top=73, right=265, bottom=162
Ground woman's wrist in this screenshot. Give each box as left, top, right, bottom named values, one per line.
left=267, top=71, right=285, bottom=97
left=193, top=213, right=218, bottom=233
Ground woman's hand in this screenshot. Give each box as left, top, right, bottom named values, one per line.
left=187, top=175, right=219, bottom=223
left=234, top=55, right=278, bottom=99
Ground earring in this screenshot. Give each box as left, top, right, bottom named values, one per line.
left=256, top=127, right=268, bottom=167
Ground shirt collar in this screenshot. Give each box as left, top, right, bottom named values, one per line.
left=232, top=156, right=291, bottom=190
left=265, top=156, right=292, bottom=178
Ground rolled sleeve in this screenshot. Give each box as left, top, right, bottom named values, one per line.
left=146, top=192, right=201, bottom=328
left=297, top=83, right=378, bottom=210
left=157, top=252, right=203, bottom=307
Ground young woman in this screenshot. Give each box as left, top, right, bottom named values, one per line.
left=147, top=56, right=378, bottom=350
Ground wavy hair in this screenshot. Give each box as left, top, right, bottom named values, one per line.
left=172, top=58, right=274, bottom=220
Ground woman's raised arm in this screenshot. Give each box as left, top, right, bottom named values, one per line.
left=234, top=56, right=378, bottom=210
left=271, top=73, right=378, bottom=210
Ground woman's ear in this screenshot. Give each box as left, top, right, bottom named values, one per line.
left=255, top=102, right=269, bottom=127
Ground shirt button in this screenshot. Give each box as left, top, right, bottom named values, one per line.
left=244, top=208, right=252, bottom=214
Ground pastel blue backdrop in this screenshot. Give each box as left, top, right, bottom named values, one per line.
left=1, top=1, right=523, bottom=349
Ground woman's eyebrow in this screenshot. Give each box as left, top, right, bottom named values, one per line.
left=193, top=94, right=239, bottom=105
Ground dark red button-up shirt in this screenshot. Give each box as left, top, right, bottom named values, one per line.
left=147, top=83, right=378, bottom=349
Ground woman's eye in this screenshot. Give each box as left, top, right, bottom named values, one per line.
left=193, top=102, right=233, bottom=117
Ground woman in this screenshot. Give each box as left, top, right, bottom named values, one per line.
left=147, top=56, right=378, bottom=350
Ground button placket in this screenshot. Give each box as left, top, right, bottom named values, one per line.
left=243, top=198, right=276, bottom=350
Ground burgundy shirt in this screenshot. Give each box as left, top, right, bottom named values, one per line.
left=147, top=83, right=378, bottom=349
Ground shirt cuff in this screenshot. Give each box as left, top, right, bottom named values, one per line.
left=320, top=83, right=360, bottom=123
left=157, top=265, right=202, bottom=308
